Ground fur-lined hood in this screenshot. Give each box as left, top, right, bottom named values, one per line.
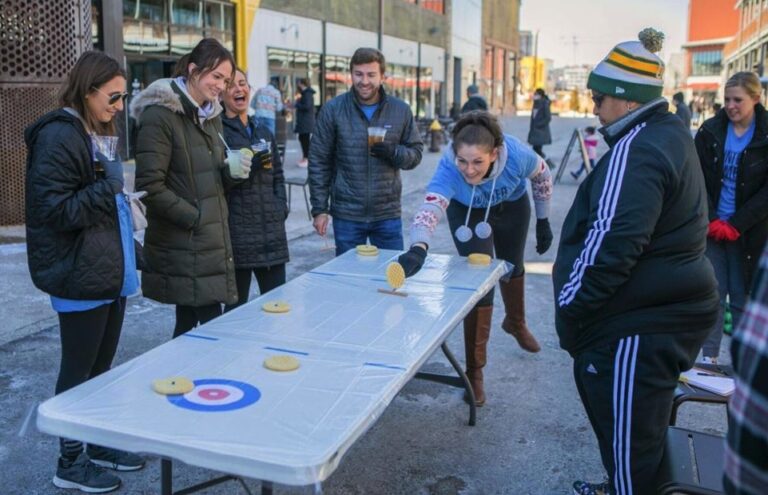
left=129, top=78, right=223, bottom=122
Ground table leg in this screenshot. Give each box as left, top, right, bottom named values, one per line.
left=414, top=342, right=476, bottom=426
left=161, top=459, right=173, bottom=495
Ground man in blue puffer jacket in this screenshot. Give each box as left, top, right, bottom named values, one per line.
left=308, top=47, right=423, bottom=255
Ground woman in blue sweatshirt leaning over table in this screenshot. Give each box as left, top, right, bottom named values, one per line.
left=397, top=110, right=554, bottom=406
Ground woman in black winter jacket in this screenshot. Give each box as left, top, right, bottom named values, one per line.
left=25, top=51, right=144, bottom=492
left=695, top=71, right=768, bottom=363
left=527, top=88, right=552, bottom=158
left=221, top=68, right=289, bottom=309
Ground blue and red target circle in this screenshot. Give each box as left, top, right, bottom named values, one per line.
left=167, top=379, right=260, bottom=412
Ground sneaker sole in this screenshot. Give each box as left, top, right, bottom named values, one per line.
left=89, top=458, right=145, bottom=472
left=53, top=476, right=120, bottom=493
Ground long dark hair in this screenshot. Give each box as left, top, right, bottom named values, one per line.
left=172, top=38, right=235, bottom=84
left=451, top=110, right=504, bottom=154
left=58, top=51, right=125, bottom=135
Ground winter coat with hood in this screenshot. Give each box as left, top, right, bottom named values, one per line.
left=553, top=98, right=719, bottom=356
left=695, top=104, right=768, bottom=292
left=294, top=86, right=316, bottom=134
left=528, top=96, right=552, bottom=146
left=222, top=115, right=289, bottom=268
left=308, top=87, right=423, bottom=221
left=130, top=78, right=238, bottom=307
left=24, top=109, right=124, bottom=299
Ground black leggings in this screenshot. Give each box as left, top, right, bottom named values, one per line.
left=446, top=194, right=530, bottom=306
left=298, top=133, right=311, bottom=159
left=173, top=304, right=222, bottom=338
left=225, top=264, right=287, bottom=312
left=56, top=298, right=126, bottom=458
left=56, top=298, right=127, bottom=395
left=532, top=145, right=546, bottom=158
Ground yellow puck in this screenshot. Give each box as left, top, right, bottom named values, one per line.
left=356, top=244, right=379, bottom=256
left=263, top=355, right=300, bottom=372
left=386, top=262, right=406, bottom=289
left=152, top=377, right=194, bottom=395
left=262, top=301, right=291, bottom=313
left=468, top=253, right=492, bottom=266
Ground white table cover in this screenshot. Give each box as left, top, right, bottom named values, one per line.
left=37, top=250, right=506, bottom=485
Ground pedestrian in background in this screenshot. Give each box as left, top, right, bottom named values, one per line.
left=673, top=91, right=692, bottom=129
left=528, top=87, right=552, bottom=159
left=309, top=47, right=423, bottom=255
left=460, top=84, right=488, bottom=114
left=294, top=78, right=316, bottom=168
left=25, top=50, right=145, bottom=493
left=251, top=76, right=284, bottom=136
left=570, top=125, right=598, bottom=180
left=398, top=110, right=553, bottom=406
left=132, top=38, right=245, bottom=338
left=554, top=29, right=718, bottom=495
left=694, top=71, right=768, bottom=364
left=221, top=68, right=289, bottom=309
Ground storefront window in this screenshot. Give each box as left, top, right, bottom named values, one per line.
left=267, top=48, right=322, bottom=111
left=123, top=1, right=234, bottom=56
left=692, top=50, right=722, bottom=76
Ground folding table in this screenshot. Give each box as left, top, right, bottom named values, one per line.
left=37, top=250, right=507, bottom=494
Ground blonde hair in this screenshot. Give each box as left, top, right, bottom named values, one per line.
left=725, top=71, right=762, bottom=100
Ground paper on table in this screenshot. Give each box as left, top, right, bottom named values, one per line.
left=679, top=367, right=735, bottom=397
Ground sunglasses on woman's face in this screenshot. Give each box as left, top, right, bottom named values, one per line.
left=591, top=91, right=606, bottom=109
left=93, top=87, right=129, bottom=105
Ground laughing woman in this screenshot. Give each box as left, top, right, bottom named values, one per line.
left=221, top=68, right=289, bottom=309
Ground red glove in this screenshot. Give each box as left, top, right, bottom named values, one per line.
left=707, top=219, right=726, bottom=241
left=721, top=221, right=741, bottom=241
left=708, top=219, right=740, bottom=242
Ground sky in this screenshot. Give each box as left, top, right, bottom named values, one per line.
left=520, top=0, right=689, bottom=68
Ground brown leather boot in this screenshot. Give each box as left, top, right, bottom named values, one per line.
left=499, top=276, right=541, bottom=353
left=463, top=305, right=492, bottom=406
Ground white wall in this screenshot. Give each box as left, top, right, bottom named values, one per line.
left=247, top=9, right=323, bottom=88
left=451, top=0, right=482, bottom=72
left=326, top=23, right=378, bottom=57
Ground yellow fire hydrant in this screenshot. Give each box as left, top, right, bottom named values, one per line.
left=429, top=119, right=442, bottom=152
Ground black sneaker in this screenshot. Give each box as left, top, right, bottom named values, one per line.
left=87, top=445, right=145, bottom=472
left=571, top=171, right=580, bottom=180
left=573, top=479, right=611, bottom=495
left=53, top=453, right=121, bottom=493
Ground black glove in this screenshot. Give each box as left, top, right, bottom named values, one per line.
left=398, top=245, right=427, bottom=278
left=95, top=152, right=124, bottom=194
left=252, top=149, right=273, bottom=170
left=370, top=141, right=396, bottom=161
left=535, top=218, right=553, bottom=255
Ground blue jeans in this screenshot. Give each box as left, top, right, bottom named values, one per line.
left=332, top=217, right=404, bottom=256
left=255, top=117, right=276, bottom=136
left=703, top=238, right=746, bottom=358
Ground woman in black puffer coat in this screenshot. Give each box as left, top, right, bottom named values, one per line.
left=25, top=51, right=144, bottom=491
left=221, top=68, right=289, bottom=309
left=695, top=71, right=768, bottom=363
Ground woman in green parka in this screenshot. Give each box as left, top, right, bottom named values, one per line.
left=131, top=38, right=251, bottom=337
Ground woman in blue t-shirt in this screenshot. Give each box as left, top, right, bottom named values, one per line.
left=25, top=51, right=144, bottom=492
left=397, top=111, right=554, bottom=406
left=695, top=71, right=768, bottom=364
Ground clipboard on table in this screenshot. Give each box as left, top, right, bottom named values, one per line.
left=679, top=367, right=735, bottom=397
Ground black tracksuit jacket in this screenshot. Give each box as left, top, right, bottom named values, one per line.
left=553, top=98, right=719, bottom=356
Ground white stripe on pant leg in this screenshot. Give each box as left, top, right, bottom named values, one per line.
left=612, top=335, right=639, bottom=495
left=622, top=335, right=639, bottom=495
left=612, top=338, right=627, bottom=494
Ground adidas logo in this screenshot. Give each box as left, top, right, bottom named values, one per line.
left=587, top=363, right=598, bottom=374
left=615, top=86, right=625, bottom=94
